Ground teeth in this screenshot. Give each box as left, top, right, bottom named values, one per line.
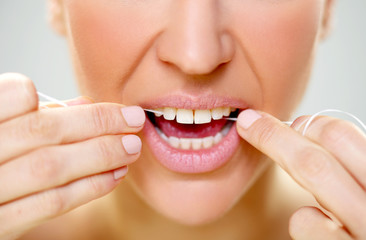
left=163, top=107, right=176, bottom=120
left=211, top=108, right=224, bottom=120
left=202, top=136, right=214, bottom=149
left=223, top=107, right=231, bottom=117
left=154, top=108, right=164, bottom=117
left=180, top=138, right=191, bottom=150
left=168, top=136, right=180, bottom=148
left=194, top=110, right=211, bottom=124
left=191, top=138, right=203, bottom=150
left=176, top=109, right=194, bottom=124
left=156, top=107, right=235, bottom=124
left=213, top=133, right=223, bottom=144
left=155, top=123, right=232, bottom=150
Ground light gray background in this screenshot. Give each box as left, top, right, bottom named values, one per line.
left=0, top=1, right=365, bottom=122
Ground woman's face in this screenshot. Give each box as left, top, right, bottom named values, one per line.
left=57, top=0, right=330, bottom=225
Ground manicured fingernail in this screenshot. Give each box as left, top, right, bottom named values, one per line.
left=114, top=166, right=128, bottom=180
left=122, top=135, right=142, bottom=154
left=238, top=109, right=262, bottom=129
left=121, top=106, right=146, bottom=127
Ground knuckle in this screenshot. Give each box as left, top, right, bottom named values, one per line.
left=21, top=113, right=58, bottom=141
left=40, top=190, right=66, bottom=216
left=254, top=119, right=281, bottom=147
left=89, top=105, right=114, bottom=134
left=86, top=176, right=106, bottom=196
left=30, top=148, right=59, bottom=182
left=96, top=137, right=117, bottom=168
left=293, top=147, right=332, bottom=185
left=319, top=119, right=356, bottom=147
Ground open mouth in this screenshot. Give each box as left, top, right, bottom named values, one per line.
left=146, top=107, right=239, bottom=150
left=143, top=106, right=242, bottom=173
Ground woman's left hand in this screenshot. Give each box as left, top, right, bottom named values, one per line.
left=236, top=109, right=366, bottom=240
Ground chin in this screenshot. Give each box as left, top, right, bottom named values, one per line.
left=128, top=133, right=271, bottom=226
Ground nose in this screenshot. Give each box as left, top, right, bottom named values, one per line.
left=156, top=1, right=234, bottom=76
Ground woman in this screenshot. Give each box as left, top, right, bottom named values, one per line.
left=0, top=0, right=365, bottom=239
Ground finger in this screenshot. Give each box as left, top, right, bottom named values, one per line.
left=0, top=134, right=141, bottom=203
left=39, top=96, right=95, bottom=109
left=292, top=116, right=366, bottom=189
left=0, top=73, right=38, bottom=123
left=289, top=207, right=352, bottom=240
left=236, top=109, right=366, bottom=236
left=0, top=168, right=127, bottom=238
left=0, top=104, right=146, bottom=163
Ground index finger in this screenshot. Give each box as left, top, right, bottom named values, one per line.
left=236, top=109, right=366, bottom=234
left=0, top=103, right=145, bottom=162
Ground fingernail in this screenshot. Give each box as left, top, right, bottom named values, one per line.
left=121, top=106, right=146, bottom=127
left=122, top=135, right=142, bottom=154
left=66, top=96, right=94, bottom=106
left=114, top=166, right=128, bottom=180
left=237, top=109, right=262, bottom=129
left=292, top=117, right=309, bottom=132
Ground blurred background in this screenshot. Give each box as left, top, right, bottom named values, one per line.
left=0, top=0, right=365, bottom=121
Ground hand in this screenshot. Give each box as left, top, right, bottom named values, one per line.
left=236, top=109, right=366, bottom=240
left=0, top=73, right=146, bottom=240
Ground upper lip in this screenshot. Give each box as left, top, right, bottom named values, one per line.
left=139, top=93, right=250, bottom=110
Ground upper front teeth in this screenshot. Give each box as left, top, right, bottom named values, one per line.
left=195, top=110, right=211, bottom=124
left=154, top=107, right=235, bottom=124
left=176, top=109, right=194, bottom=124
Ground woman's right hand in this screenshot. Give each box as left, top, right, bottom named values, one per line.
left=0, top=73, right=145, bottom=240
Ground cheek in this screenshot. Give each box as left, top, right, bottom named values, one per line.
left=64, top=0, right=159, bottom=99
left=229, top=0, right=324, bottom=117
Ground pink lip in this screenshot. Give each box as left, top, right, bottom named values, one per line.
left=140, top=93, right=250, bottom=110
left=143, top=119, right=240, bottom=173
left=140, top=94, right=245, bottom=174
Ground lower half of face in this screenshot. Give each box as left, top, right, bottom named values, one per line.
left=63, top=0, right=326, bottom=225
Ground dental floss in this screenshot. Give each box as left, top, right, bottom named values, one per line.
left=143, top=109, right=164, bottom=115
left=225, top=110, right=366, bottom=135
left=225, top=118, right=293, bottom=125
left=37, top=91, right=68, bottom=107
left=36, top=92, right=366, bottom=136
left=302, top=109, right=366, bottom=136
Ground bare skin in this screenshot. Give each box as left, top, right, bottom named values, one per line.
left=1, top=0, right=365, bottom=239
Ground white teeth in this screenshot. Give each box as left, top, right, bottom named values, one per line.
left=156, top=107, right=237, bottom=124
left=211, top=108, right=224, bottom=120
left=222, top=107, right=231, bottom=117
left=168, top=136, right=180, bottom=148
left=180, top=138, right=191, bottom=150
left=154, top=108, right=164, bottom=117
left=155, top=123, right=233, bottom=150
left=213, top=133, right=223, bottom=144
left=163, top=107, right=176, bottom=120
left=202, top=136, right=214, bottom=149
left=161, top=132, right=169, bottom=142
left=191, top=138, right=203, bottom=150
left=176, top=109, right=194, bottom=124
left=194, top=110, right=211, bottom=124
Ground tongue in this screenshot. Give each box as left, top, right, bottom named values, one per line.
left=155, top=117, right=227, bottom=138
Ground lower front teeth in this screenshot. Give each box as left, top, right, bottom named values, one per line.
left=155, top=124, right=232, bottom=150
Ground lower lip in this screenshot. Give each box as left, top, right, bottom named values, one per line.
left=143, top=118, right=240, bottom=174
